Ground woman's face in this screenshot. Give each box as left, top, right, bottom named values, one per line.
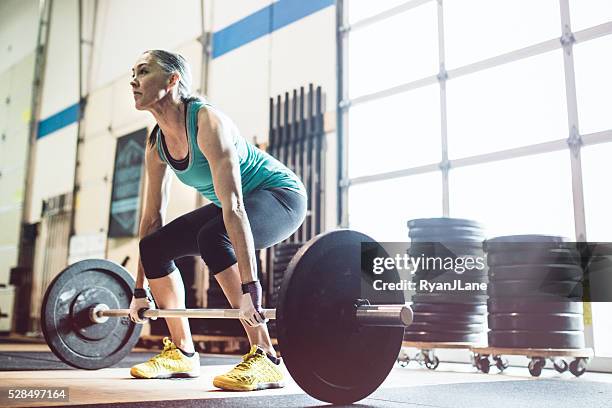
left=130, top=53, right=174, bottom=110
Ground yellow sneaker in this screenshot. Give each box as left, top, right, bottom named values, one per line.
left=130, top=337, right=200, bottom=379
left=213, top=345, right=284, bottom=391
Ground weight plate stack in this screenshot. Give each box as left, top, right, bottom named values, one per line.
left=484, top=235, right=585, bottom=349
left=268, top=242, right=304, bottom=337
left=405, top=218, right=487, bottom=342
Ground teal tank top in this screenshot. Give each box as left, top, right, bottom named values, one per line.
left=156, top=99, right=307, bottom=207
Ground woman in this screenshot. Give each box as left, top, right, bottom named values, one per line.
left=127, top=49, right=306, bottom=391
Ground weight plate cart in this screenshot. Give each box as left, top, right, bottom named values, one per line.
left=471, top=346, right=593, bottom=377
left=398, top=341, right=482, bottom=370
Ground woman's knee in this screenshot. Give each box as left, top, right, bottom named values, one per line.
left=197, top=224, right=237, bottom=274
left=139, top=232, right=176, bottom=279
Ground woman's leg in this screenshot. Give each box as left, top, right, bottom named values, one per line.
left=147, top=270, right=193, bottom=352
left=197, top=188, right=306, bottom=356
left=139, top=203, right=223, bottom=352
left=214, top=264, right=275, bottom=355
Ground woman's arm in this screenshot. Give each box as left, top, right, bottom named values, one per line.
left=196, top=107, right=258, bottom=283
left=136, top=140, right=172, bottom=288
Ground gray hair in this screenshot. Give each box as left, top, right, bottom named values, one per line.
left=144, top=50, right=204, bottom=147
left=145, top=49, right=201, bottom=102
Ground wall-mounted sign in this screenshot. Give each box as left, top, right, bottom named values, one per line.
left=108, top=128, right=147, bottom=237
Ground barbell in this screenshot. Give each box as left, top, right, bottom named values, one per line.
left=41, top=229, right=413, bottom=404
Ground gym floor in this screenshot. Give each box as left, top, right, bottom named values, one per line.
left=1, top=342, right=612, bottom=408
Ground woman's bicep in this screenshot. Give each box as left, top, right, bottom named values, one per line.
left=196, top=108, right=243, bottom=209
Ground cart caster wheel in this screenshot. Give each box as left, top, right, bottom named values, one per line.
left=397, top=357, right=409, bottom=367
left=554, top=359, right=568, bottom=373
left=477, top=356, right=490, bottom=373
left=494, top=356, right=509, bottom=372
left=425, top=356, right=440, bottom=370
left=528, top=358, right=545, bottom=377
left=569, top=358, right=587, bottom=377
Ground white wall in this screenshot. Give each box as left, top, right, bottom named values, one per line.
left=0, top=0, right=38, bottom=72
left=3, top=0, right=338, bottom=286
left=0, top=0, right=38, bottom=283
left=90, top=0, right=203, bottom=90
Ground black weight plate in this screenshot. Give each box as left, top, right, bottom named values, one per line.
left=403, top=331, right=483, bottom=343
left=488, top=313, right=584, bottom=331
left=410, top=235, right=484, bottom=244
left=409, top=226, right=483, bottom=237
left=272, top=265, right=290, bottom=276
left=408, top=321, right=484, bottom=333
left=487, top=249, right=581, bottom=267
left=407, top=218, right=483, bottom=229
left=409, top=241, right=484, bottom=254
left=274, top=244, right=303, bottom=256
left=411, top=302, right=487, bottom=314
left=487, top=298, right=583, bottom=314
left=273, top=254, right=297, bottom=265
left=488, top=264, right=584, bottom=282
left=41, top=259, right=141, bottom=369
left=484, top=234, right=568, bottom=245
left=411, top=293, right=488, bottom=304
left=487, top=330, right=585, bottom=349
left=413, top=311, right=486, bottom=324
left=487, top=280, right=582, bottom=298
left=415, top=288, right=488, bottom=296
left=277, top=230, right=404, bottom=404
left=412, top=273, right=489, bottom=285
left=413, top=268, right=489, bottom=279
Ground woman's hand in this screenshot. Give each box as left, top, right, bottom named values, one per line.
left=129, top=288, right=157, bottom=324
left=239, top=280, right=267, bottom=327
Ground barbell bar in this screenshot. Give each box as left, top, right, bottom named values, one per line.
left=89, top=304, right=412, bottom=326
left=41, top=229, right=411, bottom=404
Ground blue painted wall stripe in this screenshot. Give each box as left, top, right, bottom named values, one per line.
left=37, top=102, right=80, bottom=139
left=212, top=0, right=334, bottom=59
left=37, top=0, right=334, bottom=137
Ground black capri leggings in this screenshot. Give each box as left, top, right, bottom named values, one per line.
left=139, top=187, right=307, bottom=279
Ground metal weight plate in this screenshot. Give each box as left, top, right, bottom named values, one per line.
left=487, top=280, right=583, bottom=298
left=487, top=330, right=585, bottom=349
left=407, top=218, right=483, bottom=229
left=488, top=264, right=584, bottom=282
left=274, top=244, right=304, bottom=257
left=41, top=259, right=142, bottom=369
left=487, top=249, right=582, bottom=267
left=487, top=298, right=584, bottom=314
left=409, top=226, right=484, bottom=238
left=413, top=269, right=489, bottom=281
left=403, top=331, right=484, bottom=343
left=411, top=293, right=488, bottom=304
left=483, top=234, right=574, bottom=253
left=412, top=274, right=489, bottom=288
left=273, top=254, right=297, bottom=265
left=408, top=321, right=484, bottom=333
left=277, top=230, right=404, bottom=404
left=410, top=235, right=484, bottom=244
left=488, top=313, right=584, bottom=331
left=411, top=302, right=487, bottom=314
left=413, top=311, right=486, bottom=325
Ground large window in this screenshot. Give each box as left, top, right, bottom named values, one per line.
left=348, top=85, right=441, bottom=178
left=573, top=35, right=612, bottom=135
left=444, top=0, right=560, bottom=69
left=348, top=1, right=438, bottom=98
left=341, top=0, right=612, bottom=363
left=348, top=172, right=442, bottom=242
left=449, top=151, right=575, bottom=239
left=446, top=49, right=567, bottom=158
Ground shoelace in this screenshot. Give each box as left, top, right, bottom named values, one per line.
left=235, top=351, right=264, bottom=371
left=148, top=338, right=179, bottom=367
